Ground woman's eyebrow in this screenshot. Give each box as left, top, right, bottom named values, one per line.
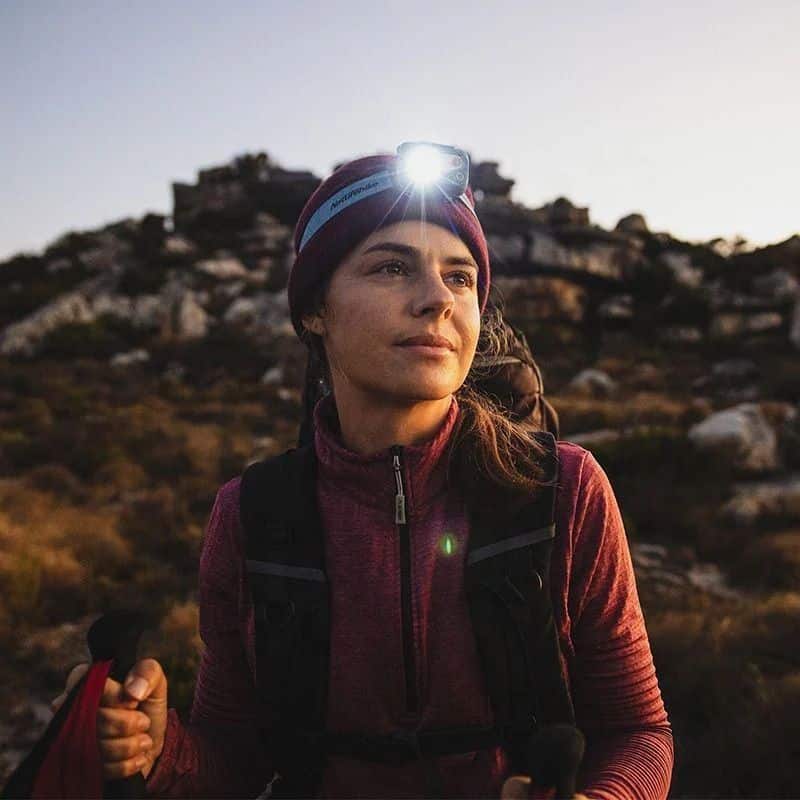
left=361, top=242, right=478, bottom=271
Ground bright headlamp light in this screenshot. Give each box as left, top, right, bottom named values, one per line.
left=297, top=141, right=475, bottom=254
left=397, top=141, right=470, bottom=198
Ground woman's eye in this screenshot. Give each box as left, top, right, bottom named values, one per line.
left=448, top=271, right=476, bottom=288
left=378, top=260, right=409, bottom=276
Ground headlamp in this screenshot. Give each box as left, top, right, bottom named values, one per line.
left=396, top=141, right=470, bottom=197
left=298, top=141, right=475, bottom=253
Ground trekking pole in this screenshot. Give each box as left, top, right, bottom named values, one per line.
left=87, top=610, right=152, bottom=800
left=526, top=724, right=585, bottom=799
left=1, top=610, right=153, bottom=799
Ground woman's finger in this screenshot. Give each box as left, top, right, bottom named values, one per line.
left=96, top=706, right=151, bottom=738
left=100, top=753, right=149, bottom=781
left=100, top=676, right=139, bottom=710
left=97, top=733, right=153, bottom=764
left=50, top=662, right=90, bottom=714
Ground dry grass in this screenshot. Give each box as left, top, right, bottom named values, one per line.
left=553, top=391, right=705, bottom=435
left=646, top=592, right=800, bottom=797
left=0, top=482, right=129, bottom=626
left=2, top=346, right=798, bottom=795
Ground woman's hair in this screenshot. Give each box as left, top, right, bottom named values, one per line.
left=298, top=282, right=557, bottom=513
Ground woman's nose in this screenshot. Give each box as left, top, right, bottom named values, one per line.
left=411, top=271, right=454, bottom=318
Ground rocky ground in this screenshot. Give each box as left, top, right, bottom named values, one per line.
left=1, top=150, right=799, bottom=796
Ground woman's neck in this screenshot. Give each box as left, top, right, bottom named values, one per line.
left=331, top=392, right=453, bottom=456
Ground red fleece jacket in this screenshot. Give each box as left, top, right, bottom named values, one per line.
left=144, top=396, right=674, bottom=799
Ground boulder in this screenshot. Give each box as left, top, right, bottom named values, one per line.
left=470, top=161, right=515, bottom=198
left=172, top=175, right=253, bottom=231
left=711, top=359, right=759, bottom=381
left=195, top=255, right=249, bottom=280
left=224, top=297, right=259, bottom=326
left=597, top=294, right=633, bottom=321
left=629, top=362, right=665, bottom=391
left=615, top=213, right=649, bottom=235
left=660, top=251, right=703, bottom=289
left=688, top=403, right=779, bottom=473
left=45, top=257, right=72, bottom=274
left=110, top=349, right=150, bottom=368
left=566, top=368, right=617, bottom=398
left=92, top=292, right=170, bottom=330
left=791, top=299, right=800, bottom=350
left=720, top=475, right=800, bottom=525
left=751, top=269, right=799, bottom=303
left=528, top=231, right=625, bottom=281
left=174, top=292, right=209, bottom=340
left=691, top=359, right=760, bottom=400
left=491, top=275, right=587, bottom=324
left=0, top=292, right=94, bottom=356
left=685, top=563, right=740, bottom=599
left=658, top=325, right=703, bottom=344
left=779, top=405, right=800, bottom=469
left=223, top=290, right=292, bottom=337
left=260, top=365, right=284, bottom=385
left=237, top=213, right=292, bottom=258
left=709, top=311, right=784, bottom=339
left=76, top=230, right=131, bottom=273
left=534, top=197, right=590, bottom=227
left=486, top=234, right=525, bottom=264
left=162, top=235, right=198, bottom=258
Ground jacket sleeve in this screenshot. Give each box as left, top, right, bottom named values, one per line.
left=566, top=451, right=674, bottom=800
left=144, top=482, right=275, bottom=799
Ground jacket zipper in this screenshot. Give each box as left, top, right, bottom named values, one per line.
left=391, top=445, right=418, bottom=714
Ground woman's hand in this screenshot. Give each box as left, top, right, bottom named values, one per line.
left=500, top=774, right=591, bottom=799
left=96, top=658, right=169, bottom=781
left=50, top=659, right=168, bottom=780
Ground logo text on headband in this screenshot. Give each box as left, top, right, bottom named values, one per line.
left=330, top=179, right=383, bottom=211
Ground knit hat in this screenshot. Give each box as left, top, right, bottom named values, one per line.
left=287, top=152, right=491, bottom=338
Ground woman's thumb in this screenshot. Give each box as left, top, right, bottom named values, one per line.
left=123, top=658, right=167, bottom=703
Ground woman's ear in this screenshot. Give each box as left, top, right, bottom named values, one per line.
left=301, top=312, right=326, bottom=337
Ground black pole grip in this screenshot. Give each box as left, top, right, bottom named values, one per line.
left=87, top=610, right=152, bottom=800
left=526, top=723, right=585, bottom=800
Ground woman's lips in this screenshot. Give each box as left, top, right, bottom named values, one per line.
left=396, top=343, right=453, bottom=358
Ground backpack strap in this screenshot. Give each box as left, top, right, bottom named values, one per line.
left=240, top=445, right=330, bottom=798
left=464, top=430, right=574, bottom=772
left=239, top=432, right=573, bottom=794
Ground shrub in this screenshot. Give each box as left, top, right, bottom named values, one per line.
left=37, top=314, right=146, bottom=360
left=26, top=463, right=85, bottom=501
left=118, top=487, right=193, bottom=563
left=649, top=593, right=800, bottom=798
left=729, top=530, right=800, bottom=592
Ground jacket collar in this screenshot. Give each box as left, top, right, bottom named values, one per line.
left=312, top=392, right=460, bottom=518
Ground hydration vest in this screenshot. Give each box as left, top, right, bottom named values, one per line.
left=239, top=430, right=575, bottom=798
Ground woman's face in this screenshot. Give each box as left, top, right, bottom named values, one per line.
left=303, top=220, right=481, bottom=408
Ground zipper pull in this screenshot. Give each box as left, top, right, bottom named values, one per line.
left=392, top=451, right=407, bottom=525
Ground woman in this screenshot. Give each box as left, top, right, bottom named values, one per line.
left=60, top=144, right=674, bottom=798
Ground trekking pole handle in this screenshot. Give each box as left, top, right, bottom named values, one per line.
left=526, top=723, right=585, bottom=800
left=87, top=610, right=152, bottom=800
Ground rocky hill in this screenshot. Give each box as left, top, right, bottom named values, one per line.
left=1, top=151, right=799, bottom=797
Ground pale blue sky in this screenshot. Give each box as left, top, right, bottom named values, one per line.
left=2, top=0, right=798, bottom=261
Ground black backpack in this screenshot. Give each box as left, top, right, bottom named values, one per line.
left=470, top=317, right=560, bottom=440
left=239, top=430, right=576, bottom=798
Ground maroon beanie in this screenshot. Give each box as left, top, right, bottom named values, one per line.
left=288, top=152, right=491, bottom=337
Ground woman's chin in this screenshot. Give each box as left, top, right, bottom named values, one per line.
left=385, top=379, right=460, bottom=404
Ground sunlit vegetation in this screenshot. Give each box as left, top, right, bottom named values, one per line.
left=0, top=333, right=798, bottom=797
